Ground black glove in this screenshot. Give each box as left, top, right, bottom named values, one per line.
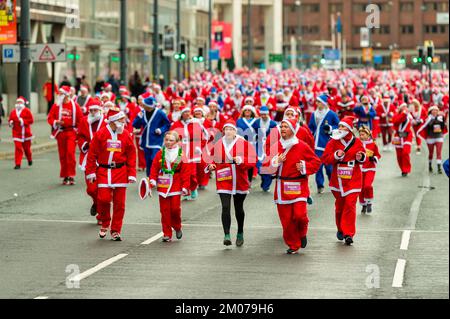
left=323, top=125, right=332, bottom=135
left=369, top=156, right=377, bottom=162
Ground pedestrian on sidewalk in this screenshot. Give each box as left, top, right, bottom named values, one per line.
left=322, top=116, right=367, bottom=246
left=47, top=86, right=83, bottom=185
left=358, top=126, right=381, bottom=214
left=205, top=119, right=256, bottom=247
left=77, top=97, right=106, bottom=223
left=8, top=97, right=34, bottom=169
left=265, top=118, right=321, bottom=254
left=42, top=79, right=58, bottom=114
left=148, top=131, right=191, bottom=242
left=417, top=105, right=448, bottom=174
left=392, top=103, right=414, bottom=177
left=85, top=109, right=137, bottom=241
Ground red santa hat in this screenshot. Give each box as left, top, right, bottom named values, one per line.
left=196, top=97, right=206, bottom=103
left=281, top=118, right=298, bottom=134
left=119, top=85, right=127, bottom=93
left=339, top=116, right=357, bottom=131
left=59, top=86, right=71, bottom=96
left=80, top=85, right=89, bottom=93
left=244, top=96, right=254, bottom=104
left=241, top=105, right=256, bottom=116
left=428, top=105, right=440, bottom=113
left=16, top=96, right=29, bottom=106
left=88, top=97, right=102, bottom=111
left=208, top=100, right=218, bottom=108
left=100, top=91, right=111, bottom=100
left=121, top=90, right=131, bottom=100
left=103, top=83, right=112, bottom=90
left=284, top=107, right=299, bottom=118
left=193, top=107, right=206, bottom=116
left=180, top=105, right=192, bottom=115
left=222, top=119, right=237, bottom=131
left=106, top=108, right=126, bottom=123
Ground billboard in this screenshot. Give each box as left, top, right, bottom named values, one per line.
left=212, top=21, right=232, bottom=59
left=0, top=0, right=17, bottom=44
left=162, top=25, right=176, bottom=57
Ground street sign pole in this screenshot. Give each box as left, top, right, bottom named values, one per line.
left=176, top=0, right=181, bottom=82
left=51, top=36, right=55, bottom=111
left=208, top=0, right=212, bottom=72
left=120, top=0, right=127, bottom=85
left=152, top=0, right=159, bottom=81
left=19, top=0, right=31, bottom=103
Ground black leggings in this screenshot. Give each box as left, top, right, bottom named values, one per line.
left=219, top=193, right=247, bottom=235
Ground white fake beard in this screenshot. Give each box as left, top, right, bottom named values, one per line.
left=15, top=105, right=24, bottom=112
left=331, top=129, right=349, bottom=140
left=88, top=113, right=101, bottom=124
left=115, top=123, right=125, bottom=134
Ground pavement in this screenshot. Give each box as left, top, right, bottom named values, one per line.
left=0, top=114, right=57, bottom=160
left=0, top=134, right=448, bottom=299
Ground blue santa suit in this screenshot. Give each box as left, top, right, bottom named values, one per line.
left=353, top=104, right=377, bottom=130
left=252, top=116, right=278, bottom=191
left=132, top=97, right=171, bottom=176
left=308, top=103, right=340, bottom=190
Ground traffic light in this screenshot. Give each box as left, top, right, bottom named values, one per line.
left=192, top=48, right=205, bottom=63
left=174, top=43, right=187, bottom=61
left=418, top=47, right=424, bottom=64
left=426, top=46, right=434, bottom=64
left=399, top=56, right=406, bottom=64
left=320, top=53, right=326, bottom=64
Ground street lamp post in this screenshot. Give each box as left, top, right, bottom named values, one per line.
left=120, top=0, right=127, bottom=85
left=208, top=0, right=212, bottom=72
left=176, top=0, right=181, bottom=81
left=19, top=0, right=31, bottom=102
left=247, top=0, right=252, bottom=69
left=295, top=1, right=301, bottom=70
left=152, top=0, right=159, bottom=81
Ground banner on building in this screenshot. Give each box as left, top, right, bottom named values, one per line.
left=212, top=21, right=232, bottom=59
left=162, top=25, right=176, bottom=57
left=0, top=0, right=17, bottom=44
left=360, top=27, right=370, bottom=48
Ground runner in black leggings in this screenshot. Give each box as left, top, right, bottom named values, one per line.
left=219, top=193, right=246, bottom=244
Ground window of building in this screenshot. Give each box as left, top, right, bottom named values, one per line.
left=422, top=2, right=448, bottom=12
left=400, top=2, right=414, bottom=12
left=374, top=2, right=392, bottom=12
left=329, top=3, right=343, bottom=13
left=302, top=25, right=320, bottom=35
left=401, top=25, right=414, bottom=34
left=303, top=4, right=320, bottom=13
left=374, top=25, right=390, bottom=35
left=424, top=25, right=441, bottom=34
left=352, top=4, right=366, bottom=12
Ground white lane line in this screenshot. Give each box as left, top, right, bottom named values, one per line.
left=71, top=253, right=128, bottom=282
left=392, top=259, right=407, bottom=288
left=140, top=232, right=163, bottom=245
left=400, top=230, right=411, bottom=251
left=34, top=296, right=49, bottom=299
left=407, top=164, right=431, bottom=230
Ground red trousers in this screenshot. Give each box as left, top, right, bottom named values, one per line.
left=277, top=202, right=309, bottom=251
left=56, top=131, right=77, bottom=178
left=395, top=145, right=412, bottom=174
left=413, top=126, right=422, bottom=148
left=85, top=175, right=101, bottom=221
left=159, top=195, right=182, bottom=238
left=97, top=187, right=127, bottom=234
left=189, top=162, right=199, bottom=191
left=14, top=140, right=32, bottom=166
left=332, top=191, right=359, bottom=237
left=427, top=142, right=444, bottom=163
left=196, top=162, right=210, bottom=187
left=360, top=171, right=376, bottom=205
left=135, top=137, right=146, bottom=170
left=380, top=126, right=393, bottom=146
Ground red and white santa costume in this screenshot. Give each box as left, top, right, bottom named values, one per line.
left=85, top=111, right=137, bottom=237
left=322, top=117, right=367, bottom=240
left=359, top=130, right=381, bottom=207
left=77, top=99, right=106, bottom=221
left=410, top=101, right=428, bottom=152
left=266, top=119, right=321, bottom=252
left=132, top=96, right=148, bottom=171
left=47, top=86, right=83, bottom=181
left=417, top=106, right=448, bottom=169
left=301, top=90, right=316, bottom=125
left=376, top=95, right=396, bottom=149
left=76, top=85, right=94, bottom=116
left=8, top=97, right=34, bottom=167
left=149, top=145, right=191, bottom=239
left=392, top=105, right=414, bottom=175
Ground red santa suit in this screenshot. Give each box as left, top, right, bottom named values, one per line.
left=322, top=117, right=367, bottom=241
left=376, top=97, right=396, bottom=147
left=336, top=98, right=356, bottom=119
left=392, top=107, right=414, bottom=175
left=410, top=103, right=428, bottom=151
left=266, top=119, right=321, bottom=252
left=417, top=107, right=448, bottom=167
left=8, top=97, right=34, bottom=167
left=76, top=87, right=94, bottom=115
left=302, top=91, right=316, bottom=125
left=47, top=87, right=83, bottom=180
left=130, top=105, right=146, bottom=171
left=359, top=136, right=381, bottom=207
left=149, top=146, right=191, bottom=239
left=77, top=102, right=106, bottom=220
left=85, top=112, right=137, bottom=237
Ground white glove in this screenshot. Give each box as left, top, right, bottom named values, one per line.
left=19, top=118, right=24, bottom=127
left=155, top=128, right=162, bottom=135
left=182, top=188, right=189, bottom=196
left=128, top=176, right=137, bottom=184
left=86, top=174, right=96, bottom=183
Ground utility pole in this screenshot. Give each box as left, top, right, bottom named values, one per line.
left=120, top=0, right=127, bottom=85
left=176, top=0, right=181, bottom=81
left=152, top=0, right=159, bottom=81
left=296, top=1, right=302, bottom=70
left=19, top=0, right=31, bottom=102
left=208, top=0, right=212, bottom=72
left=247, top=0, right=252, bottom=69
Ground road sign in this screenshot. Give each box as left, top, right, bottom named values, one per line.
left=322, top=60, right=341, bottom=70
left=323, top=49, right=340, bottom=61
left=374, top=55, right=383, bottom=65
left=30, top=44, right=66, bottom=63
left=269, top=53, right=283, bottom=63
left=162, top=25, right=176, bottom=57
left=2, top=44, right=20, bottom=63
left=360, top=27, right=370, bottom=48
left=209, top=49, right=220, bottom=61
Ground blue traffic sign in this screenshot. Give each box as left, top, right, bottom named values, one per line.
left=209, top=50, right=220, bottom=61
left=323, top=49, right=341, bottom=61
left=4, top=49, right=14, bottom=58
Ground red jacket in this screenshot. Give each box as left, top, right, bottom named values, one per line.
left=9, top=107, right=34, bottom=142
left=206, top=136, right=256, bottom=195
left=77, top=114, right=107, bottom=170
left=392, top=111, right=413, bottom=148
left=47, top=100, right=83, bottom=136
left=376, top=103, right=396, bottom=127
left=149, top=147, right=191, bottom=198
left=361, top=139, right=381, bottom=172
left=86, top=125, right=137, bottom=188
left=76, top=95, right=95, bottom=115
left=322, top=136, right=367, bottom=197
left=268, top=139, right=321, bottom=204
left=171, top=119, right=209, bottom=163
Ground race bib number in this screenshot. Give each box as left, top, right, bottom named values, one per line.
left=337, top=167, right=354, bottom=180
left=433, top=125, right=442, bottom=133
left=392, top=137, right=401, bottom=145
left=217, top=167, right=232, bottom=182
left=157, top=175, right=171, bottom=189
left=107, top=140, right=122, bottom=152
left=283, top=182, right=301, bottom=195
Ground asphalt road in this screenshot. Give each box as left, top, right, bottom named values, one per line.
left=0, top=140, right=448, bottom=299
